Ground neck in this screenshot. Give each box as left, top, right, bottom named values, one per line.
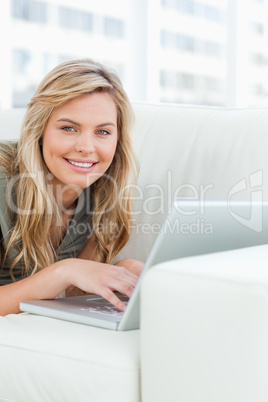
left=50, top=181, right=83, bottom=213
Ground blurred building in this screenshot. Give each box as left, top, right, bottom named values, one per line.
left=0, top=0, right=268, bottom=109
left=0, top=0, right=130, bottom=108
left=157, top=0, right=227, bottom=106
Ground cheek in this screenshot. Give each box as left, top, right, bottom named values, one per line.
left=43, top=134, right=67, bottom=158
left=102, top=140, right=118, bottom=161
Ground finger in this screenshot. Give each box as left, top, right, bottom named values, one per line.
left=110, top=279, right=136, bottom=299
left=99, top=289, right=127, bottom=312
left=122, top=275, right=138, bottom=289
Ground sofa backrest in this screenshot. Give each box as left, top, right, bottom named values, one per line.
left=0, top=109, right=25, bottom=141
left=1, top=104, right=268, bottom=261
left=124, top=103, right=268, bottom=261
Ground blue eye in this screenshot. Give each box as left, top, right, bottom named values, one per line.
left=62, top=126, right=75, bottom=132
left=97, top=129, right=110, bottom=136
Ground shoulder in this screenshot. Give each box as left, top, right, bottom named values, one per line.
left=0, top=141, right=19, bottom=195
left=0, top=172, right=9, bottom=202
left=0, top=141, right=18, bottom=181
left=0, top=168, right=9, bottom=185
left=0, top=140, right=18, bottom=155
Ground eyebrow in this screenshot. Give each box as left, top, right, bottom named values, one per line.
left=56, top=118, right=116, bottom=128
left=57, top=118, right=81, bottom=126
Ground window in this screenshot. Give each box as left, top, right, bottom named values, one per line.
left=161, top=0, right=223, bottom=23
left=180, top=0, right=195, bottom=15
left=58, top=7, right=93, bottom=32
left=163, top=0, right=195, bottom=15
left=161, top=70, right=222, bottom=93
left=11, top=0, right=47, bottom=24
left=161, top=31, right=175, bottom=47
left=177, top=34, right=195, bottom=52
left=161, top=31, right=195, bottom=52
left=161, top=30, right=222, bottom=57
left=12, top=49, right=31, bottom=74
left=204, top=5, right=221, bottom=22
left=249, top=84, right=266, bottom=96
left=181, top=73, right=195, bottom=90
left=160, top=70, right=195, bottom=90
left=160, top=70, right=178, bottom=87
left=249, top=20, right=264, bottom=35
left=104, top=17, right=124, bottom=38
left=204, top=41, right=222, bottom=57
left=204, top=76, right=222, bottom=92
left=249, top=53, right=267, bottom=67
left=250, top=52, right=267, bottom=65
left=12, top=49, right=49, bottom=77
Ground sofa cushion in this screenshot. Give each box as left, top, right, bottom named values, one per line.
left=0, top=313, right=140, bottom=402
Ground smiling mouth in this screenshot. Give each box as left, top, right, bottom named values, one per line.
left=65, top=158, right=96, bottom=168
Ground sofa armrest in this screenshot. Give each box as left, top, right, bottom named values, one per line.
left=140, top=244, right=268, bottom=402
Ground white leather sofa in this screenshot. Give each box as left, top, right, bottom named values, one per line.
left=1, top=103, right=268, bottom=401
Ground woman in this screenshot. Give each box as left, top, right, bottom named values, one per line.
left=0, top=59, right=143, bottom=315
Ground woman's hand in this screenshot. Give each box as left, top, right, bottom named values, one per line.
left=114, top=259, right=144, bottom=277
left=66, top=259, right=144, bottom=300
left=0, top=257, right=141, bottom=316
left=62, top=259, right=139, bottom=311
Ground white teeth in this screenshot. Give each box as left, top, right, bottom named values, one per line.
left=67, top=159, right=94, bottom=168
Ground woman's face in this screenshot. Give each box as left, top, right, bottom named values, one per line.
left=42, top=92, right=118, bottom=194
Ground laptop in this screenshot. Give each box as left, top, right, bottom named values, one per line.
left=20, top=200, right=268, bottom=331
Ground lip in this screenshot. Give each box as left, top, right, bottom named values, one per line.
left=63, top=157, right=98, bottom=173
left=65, top=158, right=98, bottom=164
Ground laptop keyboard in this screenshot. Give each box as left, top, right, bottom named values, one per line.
left=80, top=295, right=128, bottom=317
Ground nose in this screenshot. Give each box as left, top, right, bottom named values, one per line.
left=75, top=132, right=95, bottom=154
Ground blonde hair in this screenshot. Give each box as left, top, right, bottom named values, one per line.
left=0, top=59, right=138, bottom=279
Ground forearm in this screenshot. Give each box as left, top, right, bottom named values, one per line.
left=0, top=260, right=69, bottom=316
